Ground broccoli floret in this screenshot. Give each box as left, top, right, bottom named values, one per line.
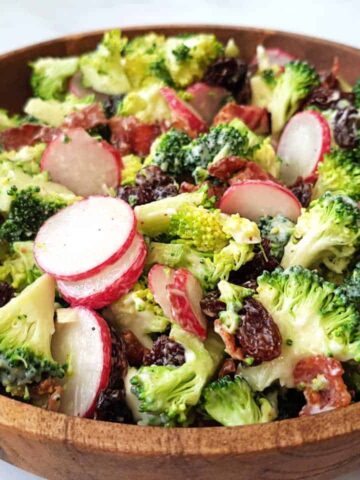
left=148, top=128, right=192, bottom=176
left=269, top=61, right=320, bottom=134
left=135, top=186, right=212, bottom=237
left=337, top=262, right=360, bottom=310
left=80, top=30, right=130, bottom=95
left=238, top=266, right=360, bottom=391
left=201, top=375, right=277, bottom=426
left=0, top=186, right=67, bottom=243
left=353, top=78, right=360, bottom=109
left=130, top=324, right=224, bottom=425
left=281, top=192, right=360, bottom=273
left=0, top=274, right=64, bottom=398
left=0, top=143, right=46, bottom=175
left=217, top=280, right=253, bottom=334
left=120, top=155, right=143, bottom=186
left=250, top=74, right=277, bottom=109
left=105, top=282, right=169, bottom=348
left=30, top=57, right=79, bottom=100
left=259, top=214, right=295, bottom=260
left=224, top=38, right=240, bottom=58
left=164, top=34, right=223, bottom=87
left=313, top=149, right=360, bottom=201
left=0, top=241, right=41, bottom=291
left=0, top=109, right=20, bottom=132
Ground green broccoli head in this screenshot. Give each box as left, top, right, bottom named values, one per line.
left=201, top=375, right=277, bottom=426
left=259, top=214, right=295, bottom=260
left=337, top=262, right=360, bottom=310
left=313, top=149, right=360, bottom=201
left=130, top=324, right=224, bottom=425
left=0, top=274, right=64, bottom=398
left=217, top=280, right=254, bottom=334
left=0, top=241, right=41, bottom=292
left=0, top=143, right=46, bottom=176
left=353, top=78, right=360, bottom=109
left=148, top=128, right=192, bottom=176
left=281, top=192, right=360, bottom=274
left=269, top=60, right=320, bottom=134
left=30, top=57, right=79, bottom=100
left=238, top=266, right=360, bottom=391
left=105, top=281, right=169, bottom=349
left=0, top=186, right=67, bottom=243
left=80, top=29, right=130, bottom=95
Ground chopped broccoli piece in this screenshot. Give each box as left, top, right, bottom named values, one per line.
left=130, top=324, right=224, bottom=425
left=337, top=262, right=360, bottom=310
left=224, top=38, right=240, bottom=58
left=105, top=282, right=169, bottom=348
left=268, top=61, right=320, bottom=134
left=217, top=280, right=253, bottom=334
left=0, top=186, right=67, bottom=242
left=213, top=241, right=255, bottom=281
left=30, top=57, right=78, bottom=100
left=259, top=214, right=295, bottom=260
left=201, top=375, right=277, bottom=426
left=238, top=266, right=360, bottom=391
left=353, top=78, right=360, bottom=109
left=164, top=34, right=223, bottom=87
left=0, top=274, right=64, bottom=398
left=0, top=143, right=46, bottom=175
left=0, top=241, right=41, bottom=291
left=80, top=30, right=130, bottom=95
left=0, top=109, right=20, bottom=132
left=281, top=192, right=360, bottom=274
left=313, top=148, right=360, bottom=201
left=121, top=155, right=143, bottom=186
left=149, top=58, right=174, bottom=87
left=148, top=128, right=192, bottom=176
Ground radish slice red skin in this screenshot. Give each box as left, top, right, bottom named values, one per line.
left=219, top=180, right=302, bottom=222
left=34, top=196, right=136, bottom=281
left=57, top=234, right=147, bottom=309
left=41, top=128, right=122, bottom=197
left=277, top=110, right=331, bottom=186
left=148, top=264, right=174, bottom=319
left=167, top=268, right=207, bottom=340
left=160, top=86, right=207, bottom=134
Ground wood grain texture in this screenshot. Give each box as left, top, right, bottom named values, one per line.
left=1, top=25, right=360, bottom=480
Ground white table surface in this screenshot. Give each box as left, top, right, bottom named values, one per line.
left=0, top=0, right=359, bottom=478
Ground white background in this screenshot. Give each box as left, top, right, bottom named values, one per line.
left=0, top=0, right=359, bottom=478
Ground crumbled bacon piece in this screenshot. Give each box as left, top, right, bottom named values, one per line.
left=214, top=319, right=244, bottom=361
left=218, top=358, right=237, bottom=379
left=109, top=116, right=161, bottom=156
left=30, top=378, right=63, bottom=412
left=0, top=124, right=60, bottom=151
left=208, top=156, right=248, bottom=181
left=212, top=102, right=270, bottom=135
left=293, top=355, right=351, bottom=416
left=63, top=104, right=107, bottom=130
left=121, top=329, right=149, bottom=367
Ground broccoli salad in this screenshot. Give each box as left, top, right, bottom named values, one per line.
left=0, top=29, right=359, bottom=427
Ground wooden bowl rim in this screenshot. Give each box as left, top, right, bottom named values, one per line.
left=1, top=24, right=360, bottom=457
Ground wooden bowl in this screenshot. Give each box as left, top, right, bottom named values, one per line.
left=1, top=25, right=360, bottom=480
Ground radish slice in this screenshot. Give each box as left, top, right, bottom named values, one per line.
left=160, top=87, right=207, bottom=134
left=219, top=180, right=302, bottom=222
left=57, top=234, right=146, bottom=309
left=186, top=83, right=229, bottom=124
left=69, top=72, right=108, bottom=102
left=277, top=111, right=331, bottom=185
left=52, top=307, right=111, bottom=417
left=167, top=268, right=207, bottom=340
left=41, top=128, right=122, bottom=197
left=34, top=196, right=135, bottom=281
left=148, top=264, right=174, bottom=319
left=251, top=47, right=296, bottom=67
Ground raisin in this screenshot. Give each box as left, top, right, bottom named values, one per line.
left=236, top=297, right=282, bottom=364
left=204, top=57, right=248, bottom=94
left=290, top=178, right=313, bottom=208
left=143, top=335, right=185, bottom=367
left=0, top=282, right=14, bottom=307
left=218, top=358, right=237, bottom=379
left=293, top=355, right=351, bottom=416
left=200, top=290, right=226, bottom=320
left=121, top=330, right=149, bottom=367
left=333, top=107, right=359, bottom=149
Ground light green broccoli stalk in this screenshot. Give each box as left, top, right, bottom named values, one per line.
left=281, top=192, right=360, bottom=274
left=104, top=282, right=169, bottom=348
left=312, top=149, right=360, bottom=201
left=0, top=143, right=46, bottom=176
left=268, top=61, right=320, bottom=134
left=0, top=109, right=20, bottom=132
left=259, top=214, right=295, bottom=260
left=0, top=274, right=65, bottom=398
left=0, top=241, right=41, bottom=291
left=130, top=324, right=224, bottom=426
left=238, top=266, right=360, bottom=391
left=30, top=57, right=79, bottom=100
left=201, top=375, right=277, bottom=426
left=216, top=280, right=254, bottom=334
left=120, top=155, right=144, bottom=186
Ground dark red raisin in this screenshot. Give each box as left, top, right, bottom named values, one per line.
left=0, top=282, right=14, bottom=307
left=143, top=335, right=185, bottom=367
left=333, top=107, right=359, bottom=149
left=203, top=57, right=248, bottom=94
left=121, top=330, right=149, bottom=367
left=236, top=297, right=282, bottom=364
left=218, top=358, right=237, bottom=378
left=290, top=178, right=313, bottom=208
left=200, top=290, right=226, bottom=320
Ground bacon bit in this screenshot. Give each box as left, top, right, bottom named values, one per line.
left=212, top=102, right=270, bottom=135
left=180, top=181, right=198, bottom=193
left=229, top=162, right=274, bottom=185
left=63, top=104, right=107, bottom=130
left=109, top=116, right=162, bottom=156
left=214, top=319, right=244, bottom=361
left=208, top=156, right=248, bottom=181
left=0, top=124, right=60, bottom=151
left=293, top=355, right=351, bottom=416
left=121, top=329, right=149, bottom=367
left=30, top=378, right=63, bottom=412
left=218, top=358, right=237, bottom=378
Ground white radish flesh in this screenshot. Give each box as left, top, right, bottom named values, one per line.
left=148, top=264, right=175, bottom=319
